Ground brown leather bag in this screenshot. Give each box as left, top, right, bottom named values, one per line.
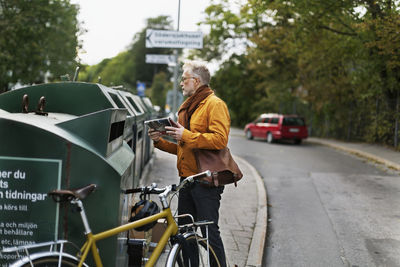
left=193, top=147, right=243, bottom=187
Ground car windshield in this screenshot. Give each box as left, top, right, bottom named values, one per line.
left=282, top=117, right=305, bottom=126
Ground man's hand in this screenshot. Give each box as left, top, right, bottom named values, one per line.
left=148, top=128, right=162, bottom=142
left=165, top=121, right=185, bottom=141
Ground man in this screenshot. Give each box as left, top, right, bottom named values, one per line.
left=148, top=60, right=229, bottom=267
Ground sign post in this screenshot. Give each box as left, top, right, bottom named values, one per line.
left=145, top=54, right=176, bottom=65
left=145, top=30, right=203, bottom=49
left=145, top=27, right=203, bottom=119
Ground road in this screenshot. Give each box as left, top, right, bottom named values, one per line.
left=228, top=128, right=400, bottom=267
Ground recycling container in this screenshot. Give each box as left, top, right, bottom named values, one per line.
left=0, top=82, right=139, bottom=187
left=0, top=82, right=142, bottom=266
left=129, top=95, right=150, bottom=178
left=133, top=97, right=152, bottom=168
left=116, top=90, right=146, bottom=186
left=139, top=97, right=157, bottom=165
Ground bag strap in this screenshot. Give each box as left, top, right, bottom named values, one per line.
left=212, top=172, right=219, bottom=187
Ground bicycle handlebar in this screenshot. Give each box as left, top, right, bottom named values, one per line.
left=123, top=170, right=212, bottom=196
left=123, top=183, right=166, bottom=195
left=176, top=170, right=212, bottom=191
left=159, top=170, right=211, bottom=199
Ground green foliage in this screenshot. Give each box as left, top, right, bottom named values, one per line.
left=148, top=71, right=172, bottom=110
left=192, top=0, right=266, bottom=61
left=212, top=54, right=263, bottom=126
left=0, top=0, right=82, bottom=92
left=79, top=52, right=135, bottom=91
left=198, top=0, right=400, bottom=147
left=78, top=15, right=174, bottom=95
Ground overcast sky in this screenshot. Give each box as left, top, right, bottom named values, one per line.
left=70, top=0, right=212, bottom=65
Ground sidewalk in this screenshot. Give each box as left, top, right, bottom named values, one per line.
left=307, top=137, right=400, bottom=172
left=141, top=149, right=267, bottom=267
left=141, top=136, right=400, bottom=267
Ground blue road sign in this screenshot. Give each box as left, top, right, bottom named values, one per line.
left=137, top=82, right=146, bottom=97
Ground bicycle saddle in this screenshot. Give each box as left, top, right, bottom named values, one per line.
left=48, top=184, right=97, bottom=202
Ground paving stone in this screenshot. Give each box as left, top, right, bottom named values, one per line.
left=143, top=144, right=266, bottom=266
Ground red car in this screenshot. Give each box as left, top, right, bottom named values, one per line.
left=244, top=113, right=308, bottom=144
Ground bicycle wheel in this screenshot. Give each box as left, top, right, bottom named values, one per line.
left=19, top=256, right=80, bottom=267
left=12, top=253, right=84, bottom=267
left=166, top=233, right=221, bottom=267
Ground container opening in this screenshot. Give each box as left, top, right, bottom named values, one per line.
left=109, top=120, right=125, bottom=142
left=128, top=139, right=136, bottom=151
left=127, top=138, right=133, bottom=148
left=109, top=93, right=125, bottom=109
left=126, top=97, right=142, bottom=114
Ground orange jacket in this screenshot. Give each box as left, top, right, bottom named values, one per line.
left=154, top=93, right=230, bottom=177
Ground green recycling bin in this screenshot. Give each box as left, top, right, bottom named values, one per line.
left=0, top=82, right=142, bottom=266
left=128, top=95, right=151, bottom=179
left=141, top=97, right=157, bottom=118
left=139, top=97, right=157, bottom=165
left=0, top=82, right=139, bottom=187
left=116, top=90, right=146, bottom=186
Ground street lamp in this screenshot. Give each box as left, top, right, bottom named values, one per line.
left=171, top=0, right=181, bottom=120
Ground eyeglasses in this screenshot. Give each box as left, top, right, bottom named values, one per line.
left=181, top=76, right=197, bottom=82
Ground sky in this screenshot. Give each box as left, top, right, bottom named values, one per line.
left=70, top=0, right=212, bottom=66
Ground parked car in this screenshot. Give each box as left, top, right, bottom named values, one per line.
left=244, top=113, right=308, bottom=144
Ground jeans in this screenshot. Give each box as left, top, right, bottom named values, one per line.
left=178, top=182, right=226, bottom=267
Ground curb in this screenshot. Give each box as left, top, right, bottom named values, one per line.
left=142, top=151, right=268, bottom=266
left=236, top=156, right=267, bottom=267
left=307, top=139, right=400, bottom=171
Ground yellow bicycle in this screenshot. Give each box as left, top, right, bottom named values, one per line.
left=2, top=170, right=221, bottom=267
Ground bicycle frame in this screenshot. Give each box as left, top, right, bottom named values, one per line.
left=77, top=208, right=178, bottom=267
left=2, top=171, right=213, bottom=267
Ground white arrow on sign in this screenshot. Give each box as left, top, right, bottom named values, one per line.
left=145, top=54, right=176, bottom=65
left=146, top=29, right=203, bottom=49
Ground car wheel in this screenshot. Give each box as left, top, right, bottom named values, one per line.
left=294, top=139, right=302, bottom=145
left=267, top=132, right=274, bottom=143
left=246, top=130, right=253, bottom=140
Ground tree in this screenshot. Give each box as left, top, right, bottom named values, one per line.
left=80, top=52, right=134, bottom=89
left=212, top=54, right=263, bottom=126
left=193, top=0, right=269, bottom=61
left=198, top=0, right=400, bottom=147
left=127, top=16, right=175, bottom=86
left=0, top=0, right=82, bottom=92
left=78, top=15, right=175, bottom=92
left=148, top=71, right=172, bottom=112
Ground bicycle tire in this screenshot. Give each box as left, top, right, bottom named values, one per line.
left=11, top=254, right=84, bottom=267
left=19, top=256, right=80, bottom=267
left=166, top=233, right=221, bottom=267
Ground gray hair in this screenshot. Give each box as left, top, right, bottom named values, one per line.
left=182, top=60, right=211, bottom=85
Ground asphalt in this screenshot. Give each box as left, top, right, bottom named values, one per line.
left=141, top=133, right=400, bottom=267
